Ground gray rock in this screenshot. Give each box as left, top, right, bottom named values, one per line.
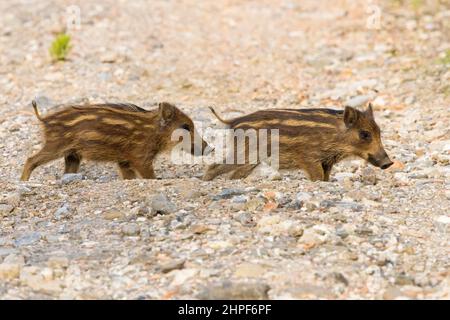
left=14, top=232, right=41, bottom=247
left=212, top=188, right=246, bottom=200
left=150, top=194, right=176, bottom=214
left=231, top=195, right=248, bottom=203
left=234, top=212, right=255, bottom=226
left=197, top=281, right=270, bottom=300
left=159, top=259, right=185, bottom=273
left=0, top=248, right=17, bottom=258
left=395, top=273, right=415, bottom=286
left=54, top=204, right=71, bottom=220
left=0, top=204, right=14, bottom=215
left=60, top=173, right=83, bottom=184
left=289, top=192, right=313, bottom=209
left=320, top=200, right=364, bottom=212
left=121, top=223, right=140, bottom=236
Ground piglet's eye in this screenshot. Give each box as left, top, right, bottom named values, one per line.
left=181, top=124, right=190, bottom=131
left=359, top=130, right=371, bottom=141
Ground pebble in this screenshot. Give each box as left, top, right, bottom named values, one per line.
left=170, top=268, right=198, bottom=286
left=231, top=195, right=248, bottom=203
left=14, top=232, right=41, bottom=247
left=0, top=204, right=14, bottom=215
left=159, top=259, right=185, bottom=273
left=103, top=209, right=125, bottom=220
left=54, top=204, right=71, bottom=220
left=234, top=263, right=267, bottom=278
left=0, top=263, right=20, bottom=280
left=212, top=188, right=246, bottom=200
left=60, top=173, right=83, bottom=184
left=383, top=286, right=405, bottom=300
left=47, top=256, right=69, bottom=269
left=197, top=281, right=270, bottom=300
left=121, top=223, right=140, bottom=236
left=150, top=194, right=176, bottom=214
left=190, top=224, right=211, bottom=234
left=299, top=228, right=327, bottom=248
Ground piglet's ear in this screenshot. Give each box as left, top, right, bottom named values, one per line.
left=365, top=103, right=374, bottom=119
left=344, top=106, right=359, bottom=128
left=158, top=102, right=175, bottom=123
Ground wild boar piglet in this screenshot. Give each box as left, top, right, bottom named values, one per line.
left=21, top=101, right=209, bottom=181
left=203, top=103, right=393, bottom=181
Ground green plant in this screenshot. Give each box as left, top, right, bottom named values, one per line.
left=49, top=33, right=71, bottom=61
left=440, top=50, right=450, bottom=65
left=410, top=0, right=423, bottom=11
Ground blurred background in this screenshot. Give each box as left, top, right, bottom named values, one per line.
left=0, top=0, right=448, bottom=110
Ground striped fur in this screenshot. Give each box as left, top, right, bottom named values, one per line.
left=204, top=104, right=392, bottom=181
left=21, top=101, right=208, bottom=180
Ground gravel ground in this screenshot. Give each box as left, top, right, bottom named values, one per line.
left=0, top=0, right=449, bottom=299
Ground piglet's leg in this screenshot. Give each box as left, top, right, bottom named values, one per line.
left=304, top=162, right=325, bottom=181
left=64, top=152, right=82, bottom=174
left=21, top=144, right=63, bottom=181
left=321, top=162, right=333, bottom=182
left=117, top=161, right=137, bottom=179
left=132, top=161, right=156, bottom=179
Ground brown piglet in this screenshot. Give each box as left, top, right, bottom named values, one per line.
left=21, top=101, right=209, bottom=180
left=203, top=104, right=393, bottom=181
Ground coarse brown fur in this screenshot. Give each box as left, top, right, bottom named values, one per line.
left=203, top=104, right=393, bottom=181
left=21, top=101, right=208, bottom=180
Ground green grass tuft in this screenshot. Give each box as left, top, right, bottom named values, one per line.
left=440, top=50, right=450, bottom=65
left=410, top=0, right=423, bottom=11
left=49, top=33, right=71, bottom=61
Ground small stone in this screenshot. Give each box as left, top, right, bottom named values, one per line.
left=234, top=263, right=266, bottom=278
left=100, top=52, right=117, bottom=63
left=0, top=263, right=20, bottom=280
left=395, top=273, right=415, bottom=286
left=171, top=268, right=198, bottom=286
left=3, top=254, right=25, bottom=265
left=212, top=188, right=246, bottom=200
left=383, top=286, right=405, bottom=300
left=190, top=224, right=211, bottom=234
left=3, top=192, right=20, bottom=206
left=54, top=204, right=71, bottom=220
left=332, top=272, right=349, bottom=286
left=0, top=204, right=14, bottom=215
left=14, top=232, right=41, bottom=247
left=60, top=173, right=83, bottom=184
left=435, top=215, right=450, bottom=224
left=47, top=256, right=69, bottom=269
left=387, top=160, right=405, bottom=172
left=150, top=194, right=176, bottom=214
left=103, top=209, right=125, bottom=220
left=159, top=259, right=185, bottom=273
left=299, top=228, right=326, bottom=248
left=360, top=167, right=378, bottom=185
left=208, top=240, right=232, bottom=250
left=245, top=198, right=265, bottom=211
left=263, top=201, right=278, bottom=212
left=121, top=223, right=140, bottom=236
left=279, top=285, right=330, bottom=299
left=0, top=248, right=17, bottom=258
left=197, top=281, right=270, bottom=300
left=321, top=200, right=363, bottom=212
left=231, top=195, right=248, bottom=203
